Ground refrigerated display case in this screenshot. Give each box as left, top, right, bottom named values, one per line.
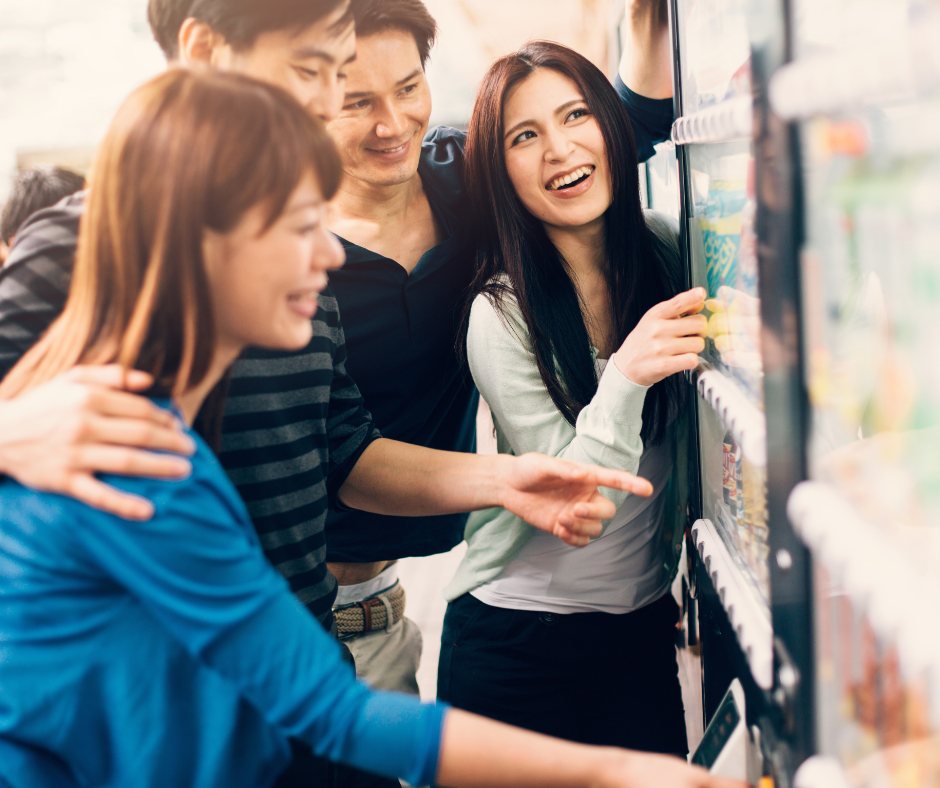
left=666, top=0, right=815, bottom=782
left=770, top=1, right=940, bottom=785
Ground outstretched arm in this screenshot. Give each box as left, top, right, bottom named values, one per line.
left=437, top=709, right=746, bottom=788
left=337, top=439, right=654, bottom=547
left=619, top=0, right=673, bottom=100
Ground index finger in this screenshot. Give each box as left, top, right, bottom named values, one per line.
left=68, top=364, right=154, bottom=392
left=705, top=778, right=750, bottom=788
left=584, top=467, right=654, bottom=497
left=87, top=388, right=182, bottom=430
left=651, top=288, right=707, bottom=319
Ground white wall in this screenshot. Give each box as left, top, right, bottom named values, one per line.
left=0, top=0, right=164, bottom=201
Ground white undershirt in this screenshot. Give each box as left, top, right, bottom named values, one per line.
left=333, top=563, right=400, bottom=607
left=471, top=359, right=674, bottom=615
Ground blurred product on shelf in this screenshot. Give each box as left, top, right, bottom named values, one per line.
left=814, top=561, right=940, bottom=787
left=801, top=103, right=940, bottom=540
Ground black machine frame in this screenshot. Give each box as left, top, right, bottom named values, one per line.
left=664, top=0, right=816, bottom=782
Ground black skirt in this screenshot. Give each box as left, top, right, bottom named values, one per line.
left=437, top=591, right=688, bottom=756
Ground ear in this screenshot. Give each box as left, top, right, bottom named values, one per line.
left=178, top=17, right=228, bottom=67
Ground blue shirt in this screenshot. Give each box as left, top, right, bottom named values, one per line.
left=0, top=404, right=446, bottom=788
left=325, top=88, right=674, bottom=564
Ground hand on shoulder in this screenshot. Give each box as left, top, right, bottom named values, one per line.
left=0, top=365, right=194, bottom=520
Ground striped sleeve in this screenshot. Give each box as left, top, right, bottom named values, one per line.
left=0, top=193, right=84, bottom=378
left=218, top=285, right=381, bottom=624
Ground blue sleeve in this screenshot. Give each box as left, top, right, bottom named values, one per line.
left=71, top=455, right=447, bottom=787
left=615, top=73, right=675, bottom=164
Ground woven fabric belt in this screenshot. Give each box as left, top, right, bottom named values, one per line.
left=334, top=581, right=406, bottom=638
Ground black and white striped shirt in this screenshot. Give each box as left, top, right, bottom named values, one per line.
left=0, top=193, right=380, bottom=627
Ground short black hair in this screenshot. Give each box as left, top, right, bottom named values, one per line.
left=352, top=0, right=438, bottom=68
left=1, top=166, right=86, bottom=246
left=147, top=0, right=195, bottom=60
left=186, top=0, right=353, bottom=53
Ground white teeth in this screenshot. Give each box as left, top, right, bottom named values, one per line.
left=549, top=166, right=593, bottom=191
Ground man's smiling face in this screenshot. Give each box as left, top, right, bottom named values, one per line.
left=327, top=28, right=431, bottom=187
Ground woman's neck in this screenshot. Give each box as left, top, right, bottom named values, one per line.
left=175, top=344, right=242, bottom=426
left=544, top=216, right=607, bottom=284
left=544, top=216, right=615, bottom=357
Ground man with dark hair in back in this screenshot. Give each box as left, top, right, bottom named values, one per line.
left=0, top=166, right=85, bottom=266
left=146, top=0, right=194, bottom=60
left=323, top=0, right=677, bottom=699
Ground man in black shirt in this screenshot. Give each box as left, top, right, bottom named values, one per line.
left=320, top=0, right=676, bottom=695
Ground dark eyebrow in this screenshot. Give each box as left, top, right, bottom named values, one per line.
left=503, top=98, right=586, bottom=143
left=396, top=68, right=423, bottom=87
left=291, top=46, right=357, bottom=67
left=344, top=68, right=424, bottom=102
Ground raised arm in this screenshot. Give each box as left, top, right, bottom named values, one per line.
left=619, top=0, right=673, bottom=100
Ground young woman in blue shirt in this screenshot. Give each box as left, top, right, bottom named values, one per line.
left=0, top=68, right=739, bottom=788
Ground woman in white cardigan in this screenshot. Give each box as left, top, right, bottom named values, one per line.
left=437, top=41, right=708, bottom=757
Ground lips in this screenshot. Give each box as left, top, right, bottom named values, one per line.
left=287, top=292, right=319, bottom=319
left=365, top=136, right=413, bottom=162
left=546, top=165, right=595, bottom=191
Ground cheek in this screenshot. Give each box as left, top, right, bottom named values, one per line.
left=505, top=155, right=544, bottom=215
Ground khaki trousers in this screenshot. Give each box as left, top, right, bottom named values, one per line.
left=344, top=616, right=423, bottom=696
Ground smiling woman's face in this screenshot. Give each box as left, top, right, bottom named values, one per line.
left=203, top=173, right=345, bottom=357
left=502, top=68, right=611, bottom=230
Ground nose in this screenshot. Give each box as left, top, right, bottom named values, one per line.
left=543, top=125, right=575, bottom=163
left=374, top=102, right=408, bottom=139
left=307, top=74, right=345, bottom=123
left=312, top=227, right=346, bottom=275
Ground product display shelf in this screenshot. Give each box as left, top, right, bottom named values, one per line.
left=696, top=366, right=766, bottom=467
left=671, top=96, right=753, bottom=146
left=691, top=517, right=774, bottom=689
left=788, top=481, right=940, bottom=675
left=770, top=6, right=940, bottom=122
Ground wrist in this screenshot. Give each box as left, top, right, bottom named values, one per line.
left=588, top=747, right=632, bottom=788
left=487, top=454, right=516, bottom=511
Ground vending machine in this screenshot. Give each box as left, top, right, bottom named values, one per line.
left=660, top=0, right=815, bottom=783
left=649, top=0, right=940, bottom=784
left=771, top=1, right=940, bottom=785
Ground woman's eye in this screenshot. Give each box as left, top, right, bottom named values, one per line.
left=297, top=67, right=318, bottom=80
left=567, top=108, right=590, bottom=122
left=345, top=100, right=369, bottom=111
left=511, top=130, right=537, bottom=146
left=298, top=223, right=319, bottom=235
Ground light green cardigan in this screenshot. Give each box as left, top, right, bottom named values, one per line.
left=443, top=211, right=689, bottom=603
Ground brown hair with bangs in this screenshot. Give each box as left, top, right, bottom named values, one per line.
left=0, top=68, right=341, bottom=401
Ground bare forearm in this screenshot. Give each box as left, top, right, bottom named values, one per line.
left=338, top=439, right=511, bottom=516
left=436, top=710, right=619, bottom=788
left=619, top=0, right=673, bottom=100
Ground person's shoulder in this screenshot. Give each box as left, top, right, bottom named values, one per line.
left=103, top=429, right=247, bottom=526
left=3, top=191, right=86, bottom=269
left=420, top=126, right=468, bottom=202
left=468, top=280, right=528, bottom=346
left=422, top=125, right=467, bottom=158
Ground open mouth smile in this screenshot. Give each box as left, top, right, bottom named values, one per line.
left=546, top=165, right=595, bottom=191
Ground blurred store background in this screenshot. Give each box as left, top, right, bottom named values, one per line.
left=0, top=0, right=620, bottom=203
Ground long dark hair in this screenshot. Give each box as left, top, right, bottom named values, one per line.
left=463, top=41, right=681, bottom=445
